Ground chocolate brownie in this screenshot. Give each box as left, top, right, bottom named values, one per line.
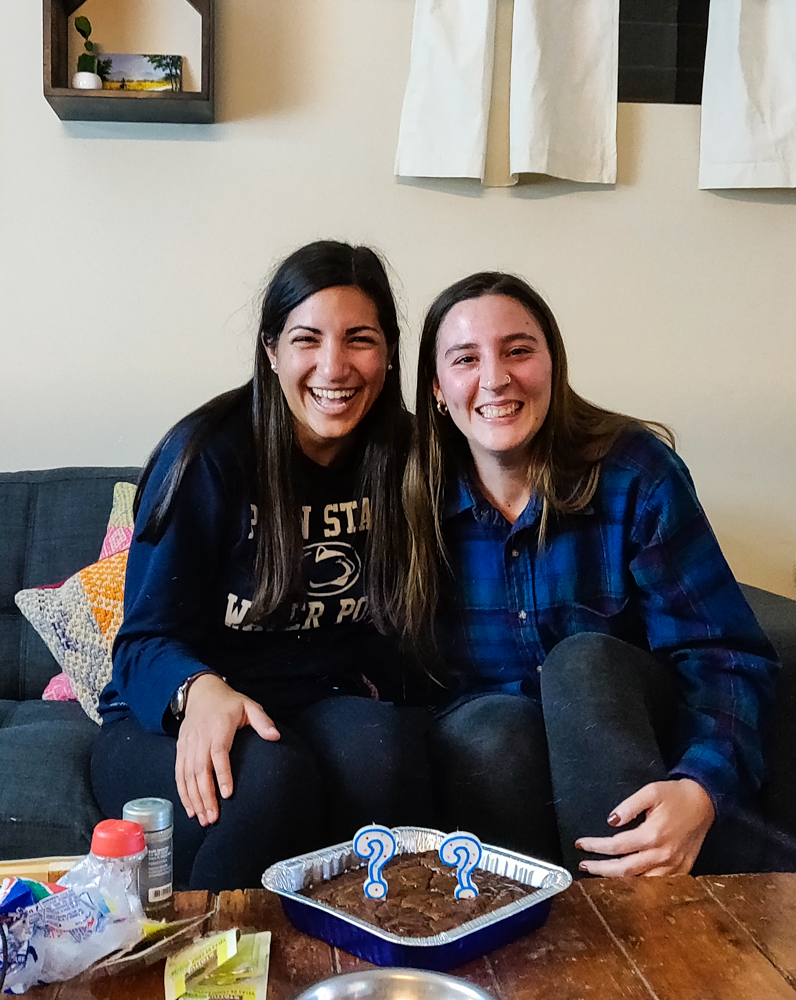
left=301, top=850, right=533, bottom=937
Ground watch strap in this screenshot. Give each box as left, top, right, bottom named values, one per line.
left=170, top=670, right=217, bottom=721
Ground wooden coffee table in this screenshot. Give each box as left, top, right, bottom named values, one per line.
left=27, top=873, right=796, bottom=999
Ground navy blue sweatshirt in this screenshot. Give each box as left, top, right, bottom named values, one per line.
left=99, top=405, right=403, bottom=733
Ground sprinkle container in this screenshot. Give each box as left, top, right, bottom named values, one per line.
left=262, top=826, right=572, bottom=971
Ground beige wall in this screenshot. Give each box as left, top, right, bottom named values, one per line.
left=1, top=0, right=794, bottom=599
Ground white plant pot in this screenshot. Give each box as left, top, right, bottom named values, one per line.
left=72, top=72, right=103, bottom=90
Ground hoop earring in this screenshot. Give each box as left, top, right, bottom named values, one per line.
left=436, top=399, right=448, bottom=416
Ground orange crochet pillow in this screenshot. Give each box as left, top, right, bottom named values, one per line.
left=16, top=482, right=136, bottom=722
left=15, top=551, right=128, bottom=724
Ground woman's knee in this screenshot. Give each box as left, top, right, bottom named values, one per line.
left=433, top=694, right=545, bottom=766
left=190, top=728, right=325, bottom=890
left=545, top=631, right=630, bottom=668
left=223, top=725, right=322, bottom=819
left=541, top=633, right=674, bottom=708
left=542, top=633, right=651, bottom=690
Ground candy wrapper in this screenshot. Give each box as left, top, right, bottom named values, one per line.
left=163, top=930, right=271, bottom=1000
left=164, top=929, right=239, bottom=1000
left=0, top=860, right=145, bottom=994
left=183, top=932, right=271, bottom=1000
left=1, top=877, right=63, bottom=993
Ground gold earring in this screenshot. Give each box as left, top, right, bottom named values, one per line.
left=436, top=399, right=448, bottom=416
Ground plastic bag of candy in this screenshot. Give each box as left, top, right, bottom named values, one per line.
left=0, top=864, right=144, bottom=994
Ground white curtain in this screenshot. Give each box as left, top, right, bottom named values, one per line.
left=700, top=0, right=796, bottom=189
left=395, top=0, right=620, bottom=185
left=510, top=0, right=619, bottom=184
left=395, top=0, right=497, bottom=180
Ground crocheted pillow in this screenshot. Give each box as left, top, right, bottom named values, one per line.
left=98, top=481, right=136, bottom=559
left=39, top=482, right=136, bottom=704
left=16, top=553, right=128, bottom=723
left=18, top=482, right=136, bottom=721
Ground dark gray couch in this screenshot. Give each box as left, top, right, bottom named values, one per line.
left=0, top=467, right=139, bottom=859
left=2, top=467, right=796, bottom=869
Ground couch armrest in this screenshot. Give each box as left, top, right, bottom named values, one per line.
left=741, top=584, right=796, bottom=845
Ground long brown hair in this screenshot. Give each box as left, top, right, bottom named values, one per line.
left=400, top=272, right=673, bottom=647
left=136, top=240, right=410, bottom=634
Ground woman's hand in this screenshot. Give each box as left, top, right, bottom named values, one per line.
left=175, top=674, right=280, bottom=826
left=575, top=778, right=715, bottom=877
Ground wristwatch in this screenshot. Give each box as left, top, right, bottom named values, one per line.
left=170, top=670, right=217, bottom=721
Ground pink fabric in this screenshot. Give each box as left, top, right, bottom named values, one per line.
left=99, top=526, right=133, bottom=560
left=42, top=671, right=77, bottom=701
left=31, top=579, right=77, bottom=704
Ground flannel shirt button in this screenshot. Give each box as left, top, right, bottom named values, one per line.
left=518, top=610, right=527, bottom=620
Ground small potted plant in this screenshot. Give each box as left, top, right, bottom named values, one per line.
left=72, top=16, right=103, bottom=90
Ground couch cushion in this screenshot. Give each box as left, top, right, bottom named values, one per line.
left=740, top=584, right=796, bottom=668
left=0, top=468, right=139, bottom=700
left=0, top=700, right=103, bottom=858
left=740, top=584, right=796, bottom=846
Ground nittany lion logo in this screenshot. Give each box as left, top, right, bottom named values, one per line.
left=303, top=542, right=361, bottom=597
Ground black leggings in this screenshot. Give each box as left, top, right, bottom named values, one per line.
left=430, top=633, right=765, bottom=875
left=92, top=696, right=435, bottom=892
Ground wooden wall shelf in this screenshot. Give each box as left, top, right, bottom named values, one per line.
left=43, top=0, right=215, bottom=124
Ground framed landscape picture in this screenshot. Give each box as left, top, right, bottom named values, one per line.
left=99, top=54, right=183, bottom=92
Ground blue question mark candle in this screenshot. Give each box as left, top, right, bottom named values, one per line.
left=439, top=832, right=482, bottom=900
left=353, top=824, right=397, bottom=899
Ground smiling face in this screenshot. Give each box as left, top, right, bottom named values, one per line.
left=433, top=294, right=553, bottom=468
left=266, top=285, right=390, bottom=465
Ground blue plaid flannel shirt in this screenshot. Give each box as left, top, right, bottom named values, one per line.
left=438, top=429, right=780, bottom=815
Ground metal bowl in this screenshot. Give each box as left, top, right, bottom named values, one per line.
left=294, top=968, right=495, bottom=1000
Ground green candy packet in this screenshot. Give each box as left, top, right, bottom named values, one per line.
left=183, top=932, right=271, bottom=1000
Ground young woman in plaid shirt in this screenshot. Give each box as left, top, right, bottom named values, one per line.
left=403, top=272, right=779, bottom=876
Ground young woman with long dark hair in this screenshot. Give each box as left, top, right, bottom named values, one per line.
left=402, top=272, right=779, bottom=877
left=92, top=241, right=431, bottom=891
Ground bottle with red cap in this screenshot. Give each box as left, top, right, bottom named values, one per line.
left=91, top=818, right=147, bottom=861
left=88, top=819, right=148, bottom=913
left=58, top=818, right=148, bottom=924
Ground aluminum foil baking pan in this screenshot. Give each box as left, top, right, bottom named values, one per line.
left=262, top=826, right=572, bottom=971
left=294, top=967, right=496, bottom=1000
